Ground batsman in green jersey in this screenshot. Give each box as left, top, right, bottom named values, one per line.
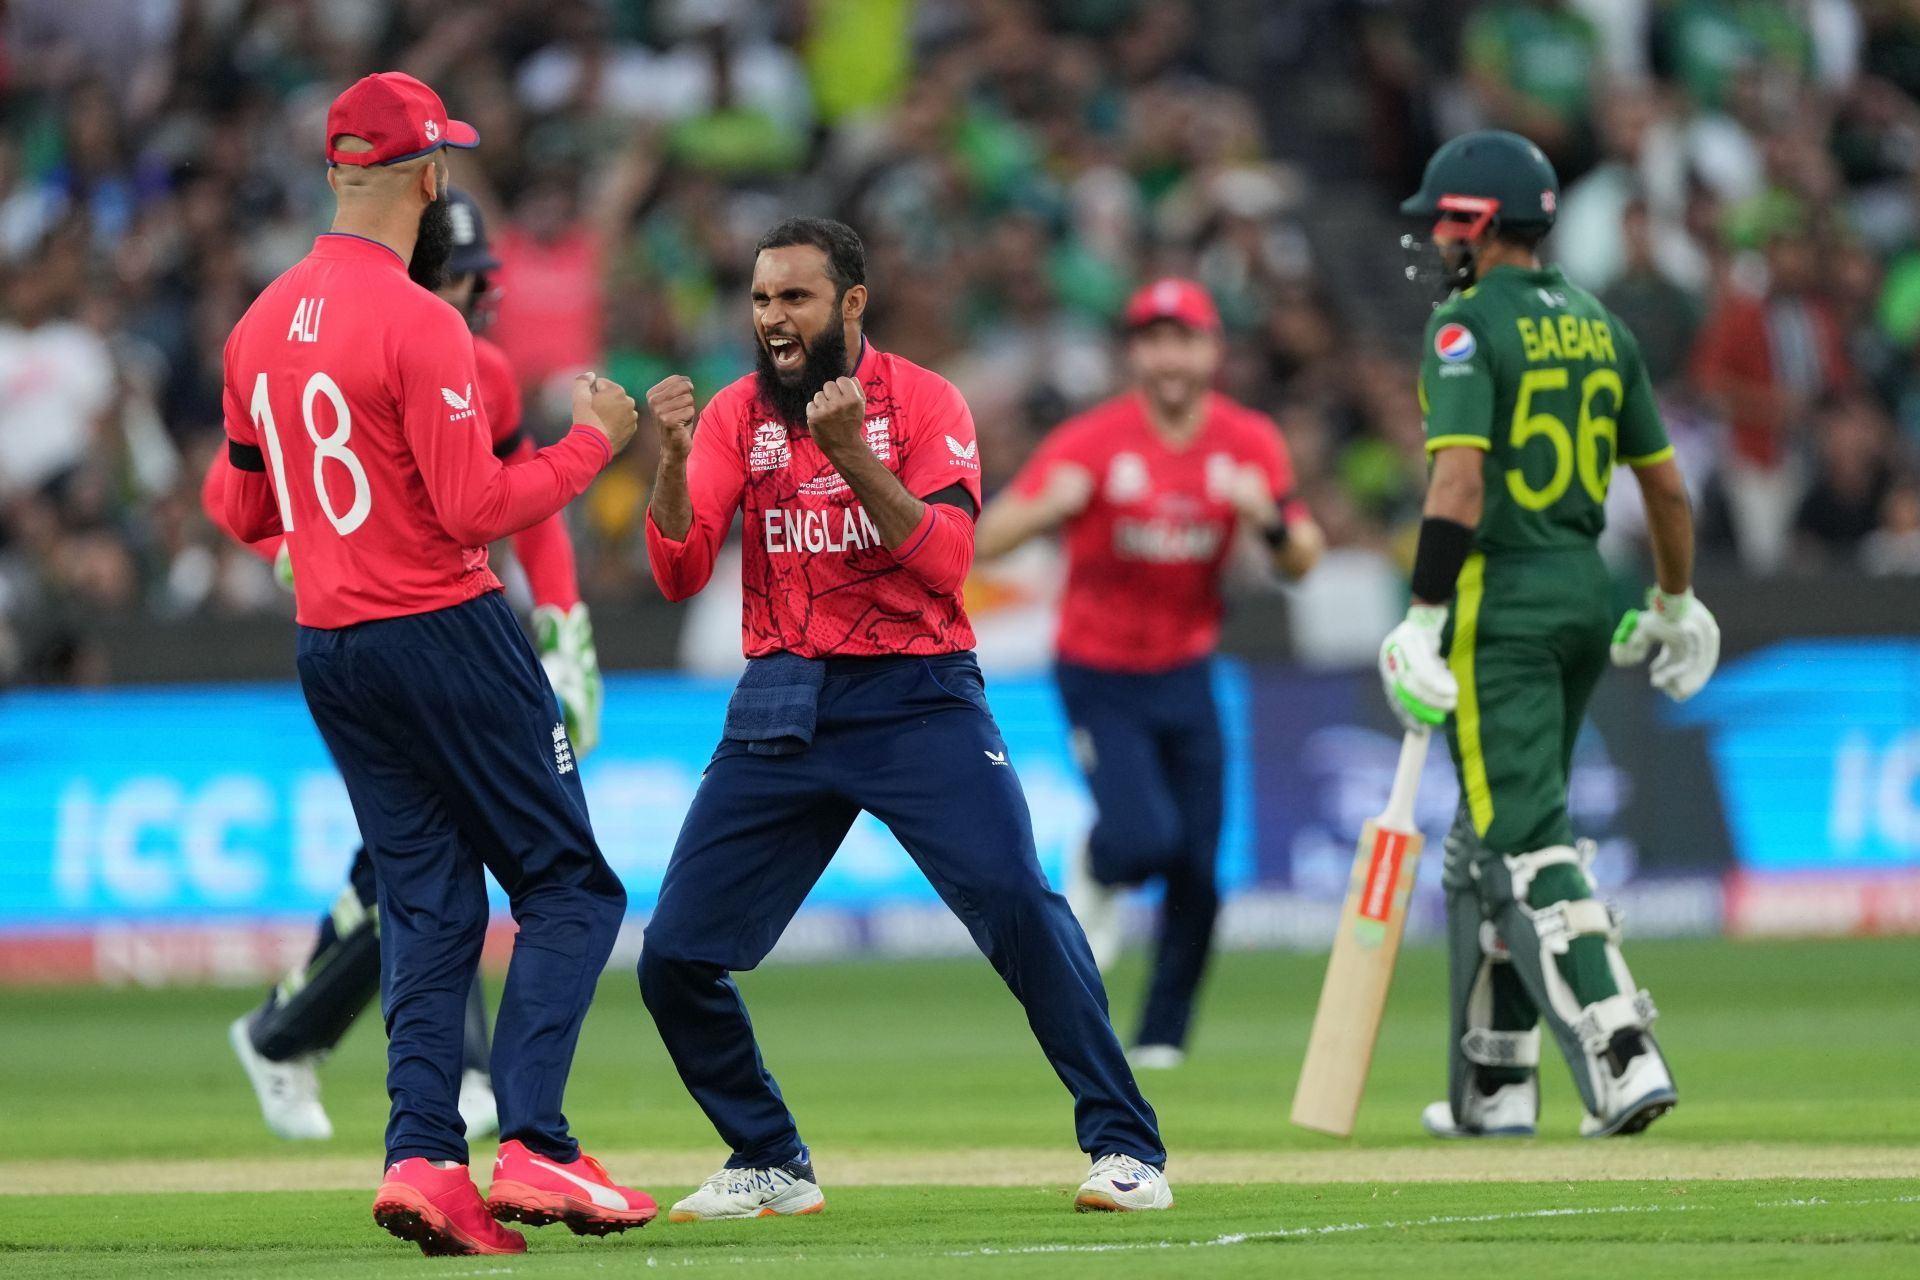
left=1379, top=131, right=1722, bottom=1139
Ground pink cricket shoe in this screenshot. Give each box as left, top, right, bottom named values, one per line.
left=372, top=1157, right=528, bottom=1256
left=486, top=1139, right=659, bottom=1235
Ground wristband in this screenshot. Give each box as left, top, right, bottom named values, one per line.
left=1410, top=515, right=1475, bottom=604
left=1649, top=586, right=1694, bottom=621
left=1259, top=520, right=1291, bottom=551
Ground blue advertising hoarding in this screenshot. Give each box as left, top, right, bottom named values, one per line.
left=3, top=638, right=1912, bottom=964
left=1670, top=639, right=1920, bottom=874
left=0, top=667, right=1254, bottom=932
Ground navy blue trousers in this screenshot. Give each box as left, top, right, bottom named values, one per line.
left=298, top=592, right=625, bottom=1169
left=639, top=653, right=1165, bottom=1169
left=1055, top=658, right=1224, bottom=1051
left=246, top=845, right=490, bottom=1077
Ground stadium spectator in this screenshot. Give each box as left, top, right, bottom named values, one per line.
left=0, top=256, right=114, bottom=501
left=1459, top=0, right=1602, bottom=176
left=1862, top=477, right=1920, bottom=572
left=1794, top=393, right=1897, bottom=562
left=1602, top=199, right=1705, bottom=388
left=1692, top=204, right=1856, bottom=571
left=0, top=0, right=1917, bottom=681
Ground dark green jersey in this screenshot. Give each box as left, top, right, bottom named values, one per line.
left=1418, top=264, right=1671, bottom=555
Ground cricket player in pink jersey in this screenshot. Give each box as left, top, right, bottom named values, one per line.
left=977, top=279, right=1323, bottom=1069
left=638, top=218, right=1170, bottom=1219
left=220, top=71, right=652, bottom=1254
left=207, top=187, right=598, bottom=1149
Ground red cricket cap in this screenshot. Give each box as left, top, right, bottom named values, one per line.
left=1124, top=277, right=1221, bottom=334
left=326, top=72, right=479, bottom=167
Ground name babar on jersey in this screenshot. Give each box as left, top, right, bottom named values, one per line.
left=755, top=414, right=895, bottom=555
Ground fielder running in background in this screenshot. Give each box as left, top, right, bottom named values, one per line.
left=640, top=217, right=1170, bottom=1219
left=204, top=187, right=601, bottom=1146
left=1382, top=130, right=1720, bottom=1140
left=975, top=278, right=1323, bottom=1069
left=221, top=73, right=652, bottom=1254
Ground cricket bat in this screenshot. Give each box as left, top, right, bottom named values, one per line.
left=1290, top=727, right=1432, bottom=1137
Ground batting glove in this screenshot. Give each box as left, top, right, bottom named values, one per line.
left=533, top=602, right=603, bottom=759
left=1379, top=604, right=1458, bottom=730
left=1610, top=587, right=1720, bottom=703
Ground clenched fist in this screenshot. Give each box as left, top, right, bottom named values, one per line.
left=1226, top=463, right=1281, bottom=526
left=806, top=375, right=867, bottom=458
left=1039, top=462, right=1095, bottom=520
left=574, top=372, right=639, bottom=453
left=646, top=374, right=697, bottom=462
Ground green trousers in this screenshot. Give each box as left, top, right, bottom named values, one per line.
left=1437, top=547, right=1623, bottom=1108
left=1439, top=547, right=1613, bottom=858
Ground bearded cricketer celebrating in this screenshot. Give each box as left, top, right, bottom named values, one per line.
left=975, top=279, right=1323, bottom=1068
left=206, top=187, right=600, bottom=1149
left=220, top=72, right=654, bottom=1254
left=1385, top=130, right=1719, bottom=1140
left=639, top=217, right=1170, bottom=1218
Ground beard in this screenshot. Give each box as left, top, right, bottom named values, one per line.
left=1143, top=372, right=1205, bottom=419
left=754, top=321, right=851, bottom=431
left=409, top=194, right=455, bottom=291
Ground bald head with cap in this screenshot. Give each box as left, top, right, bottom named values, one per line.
left=322, top=73, right=479, bottom=286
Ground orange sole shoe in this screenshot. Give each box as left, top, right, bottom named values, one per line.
left=374, top=1183, right=527, bottom=1255
left=488, top=1181, right=659, bottom=1236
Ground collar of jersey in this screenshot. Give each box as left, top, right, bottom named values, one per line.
left=1480, top=262, right=1563, bottom=287
left=314, top=232, right=408, bottom=270
left=1127, top=387, right=1216, bottom=454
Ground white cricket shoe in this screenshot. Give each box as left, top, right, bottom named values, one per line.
left=458, top=1069, right=498, bottom=1141
left=229, top=1015, right=332, bottom=1141
left=1128, top=1044, right=1186, bottom=1070
left=1065, top=838, right=1123, bottom=972
left=668, top=1153, right=824, bottom=1222
left=1581, top=1042, right=1676, bottom=1137
left=1074, top=1153, right=1172, bottom=1212
left=1421, top=1079, right=1538, bottom=1138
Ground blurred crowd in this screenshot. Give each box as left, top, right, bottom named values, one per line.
left=2, top=0, right=1919, bottom=682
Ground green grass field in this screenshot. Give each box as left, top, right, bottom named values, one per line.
left=2, top=937, right=1917, bottom=1276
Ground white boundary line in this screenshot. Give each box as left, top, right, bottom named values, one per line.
left=456, top=1192, right=1913, bottom=1272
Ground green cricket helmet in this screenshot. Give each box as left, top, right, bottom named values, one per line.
left=1401, top=130, right=1559, bottom=242
left=1400, top=130, right=1559, bottom=297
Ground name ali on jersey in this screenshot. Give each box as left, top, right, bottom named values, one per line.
left=756, top=415, right=893, bottom=555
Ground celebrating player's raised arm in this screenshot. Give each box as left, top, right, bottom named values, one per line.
left=644, top=375, right=748, bottom=601
left=810, top=370, right=980, bottom=596
left=974, top=462, right=1093, bottom=561
left=1225, top=425, right=1323, bottom=581
left=400, top=307, right=635, bottom=546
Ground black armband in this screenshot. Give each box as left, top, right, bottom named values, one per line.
left=921, top=481, right=978, bottom=519
left=1410, top=516, right=1475, bottom=604
left=228, top=440, right=267, bottom=472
